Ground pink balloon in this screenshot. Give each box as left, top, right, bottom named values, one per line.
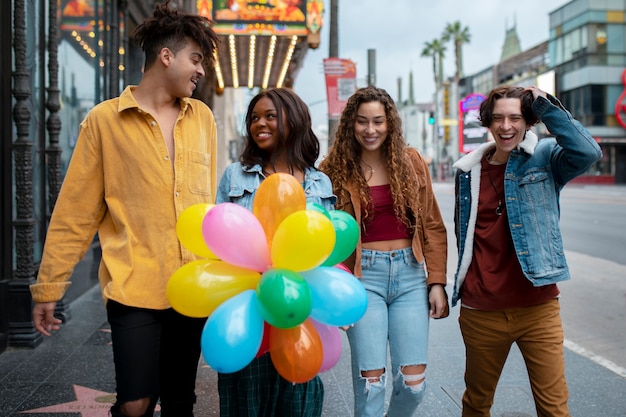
left=310, top=318, right=342, bottom=373
left=202, top=203, right=271, bottom=272
left=334, top=263, right=352, bottom=273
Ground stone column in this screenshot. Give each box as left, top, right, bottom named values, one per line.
left=10, top=0, right=41, bottom=348
left=46, top=0, right=71, bottom=324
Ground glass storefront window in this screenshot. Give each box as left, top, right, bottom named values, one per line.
left=591, top=145, right=614, bottom=176
left=607, top=24, right=625, bottom=55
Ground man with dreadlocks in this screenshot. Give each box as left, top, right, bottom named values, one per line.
left=30, top=2, right=220, bottom=416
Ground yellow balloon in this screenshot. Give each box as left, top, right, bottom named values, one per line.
left=271, top=210, right=336, bottom=272
left=167, top=259, right=261, bottom=318
left=176, top=203, right=218, bottom=259
left=253, top=173, right=306, bottom=246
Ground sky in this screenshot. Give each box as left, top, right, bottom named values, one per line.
left=292, top=0, right=571, bottom=134
left=59, top=0, right=571, bottom=134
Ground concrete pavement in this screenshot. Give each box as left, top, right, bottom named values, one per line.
left=2, top=281, right=625, bottom=416
left=2, top=183, right=626, bottom=416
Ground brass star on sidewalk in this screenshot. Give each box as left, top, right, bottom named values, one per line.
left=19, top=384, right=159, bottom=416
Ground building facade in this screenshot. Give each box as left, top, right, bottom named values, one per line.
left=0, top=0, right=322, bottom=355
left=549, top=0, right=626, bottom=183
left=458, top=0, right=626, bottom=183
left=0, top=0, right=171, bottom=355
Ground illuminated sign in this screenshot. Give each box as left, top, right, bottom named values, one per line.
left=215, top=0, right=304, bottom=22
left=306, top=0, right=323, bottom=34
left=615, top=69, right=626, bottom=130
left=458, top=93, right=489, bottom=154
left=59, top=0, right=103, bottom=61
left=202, top=0, right=308, bottom=35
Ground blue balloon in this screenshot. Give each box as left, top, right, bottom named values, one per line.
left=201, top=289, right=264, bottom=373
left=300, top=266, right=368, bottom=327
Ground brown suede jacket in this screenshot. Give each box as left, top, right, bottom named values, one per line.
left=339, top=147, right=448, bottom=287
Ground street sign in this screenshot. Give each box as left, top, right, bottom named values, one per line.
left=439, top=118, right=458, bottom=126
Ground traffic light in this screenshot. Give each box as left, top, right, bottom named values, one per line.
left=428, top=111, right=435, bottom=125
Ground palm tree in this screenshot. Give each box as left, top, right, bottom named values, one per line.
left=442, top=21, right=471, bottom=82
left=420, top=38, right=446, bottom=90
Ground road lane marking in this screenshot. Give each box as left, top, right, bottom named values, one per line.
left=564, top=338, right=626, bottom=379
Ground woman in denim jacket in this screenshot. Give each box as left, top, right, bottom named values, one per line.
left=215, top=88, right=335, bottom=417
left=452, top=85, right=602, bottom=417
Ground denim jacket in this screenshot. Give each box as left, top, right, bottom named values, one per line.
left=216, top=162, right=336, bottom=211
left=451, top=95, right=602, bottom=307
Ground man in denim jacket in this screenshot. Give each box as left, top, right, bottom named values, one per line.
left=451, top=85, right=601, bottom=417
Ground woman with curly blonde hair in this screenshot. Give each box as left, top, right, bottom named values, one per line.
left=319, top=86, right=448, bottom=417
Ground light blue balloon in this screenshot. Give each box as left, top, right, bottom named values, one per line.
left=201, top=289, right=264, bottom=373
left=300, top=266, right=368, bottom=327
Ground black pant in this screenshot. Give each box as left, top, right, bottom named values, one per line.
left=107, top=300, right=206, bottom=416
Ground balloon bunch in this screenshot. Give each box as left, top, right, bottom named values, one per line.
left=167, top=173, right=367, bottom=383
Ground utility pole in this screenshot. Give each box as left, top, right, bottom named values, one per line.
left=328, top=0, right=339, bottom=147
left=367, top=49, right=376, bottom=86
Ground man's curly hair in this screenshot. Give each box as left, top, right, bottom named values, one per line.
left=131, top=0, right=220, bottom=71
left=319, top=86, right=417, bottom=230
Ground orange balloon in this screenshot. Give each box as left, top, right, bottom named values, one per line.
left=269, top=319, right=323, bottom=383
left=253, top=173, right=306, bottom=246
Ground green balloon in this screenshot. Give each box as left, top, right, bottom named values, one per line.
left=322, top=210, right=360, bottom=267
left=256, top=268, right=312, bottom=329
left=306, top=202, right=331, bottom=218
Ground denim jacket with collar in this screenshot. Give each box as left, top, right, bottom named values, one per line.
left=216, top=162, right=336, bottom=211
left=451, top=95, right=602, bottom=307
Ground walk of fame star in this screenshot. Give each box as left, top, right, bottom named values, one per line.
left=19, top=384, right=160, bottom=416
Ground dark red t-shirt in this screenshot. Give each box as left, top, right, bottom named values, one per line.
left=461, top=156, right=559, bottom=310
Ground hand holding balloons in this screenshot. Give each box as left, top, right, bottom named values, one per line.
left=170, top=173, right=366, bottom=383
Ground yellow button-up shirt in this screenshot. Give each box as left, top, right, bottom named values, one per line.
left=30, top=86, right=217, bottom=309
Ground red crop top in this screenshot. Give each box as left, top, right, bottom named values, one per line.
left=361, top=184, right=412, bottom=243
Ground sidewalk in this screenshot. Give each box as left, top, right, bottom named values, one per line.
left=1, top=281, right=625, bottom=417
left=2, top=183, right=626, bottom=416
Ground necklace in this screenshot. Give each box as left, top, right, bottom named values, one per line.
left=262, top=166, right=304, bottom=182
left=361, top=161, right=375, bottom=173
left=485, top=154, right=504, bottom=216
left=360, top=161, right=375, bottom=182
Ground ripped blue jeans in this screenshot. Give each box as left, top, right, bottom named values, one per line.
left=347, top=247, right=429, bottom=417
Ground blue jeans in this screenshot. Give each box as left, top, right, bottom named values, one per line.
left=347, top=247, right=429, bottom=417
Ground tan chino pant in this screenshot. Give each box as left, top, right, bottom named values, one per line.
left=459, top=299, right=570, bottom=417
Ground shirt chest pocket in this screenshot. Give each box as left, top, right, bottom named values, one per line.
left=226, top=183, right=257, bottom=209
left=518, top=169, right=551, bottom=205
left=187, top=150, right=211, bottom=195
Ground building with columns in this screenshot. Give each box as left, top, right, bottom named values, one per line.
left=0, top=0, right=325, bottom=354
